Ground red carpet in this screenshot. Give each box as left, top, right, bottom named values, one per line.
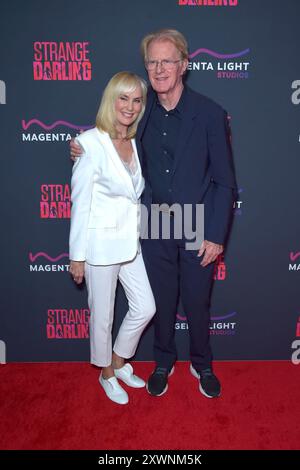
left=0, top=361, right=299, bottom=450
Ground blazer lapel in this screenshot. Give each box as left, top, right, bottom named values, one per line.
left=136, top=87, right=156, bottom=145
left=96, top=130, right=137, bottom=200
left=131, top=139, right=144, bottom=199
left=132, top=87, right=155, bottom=182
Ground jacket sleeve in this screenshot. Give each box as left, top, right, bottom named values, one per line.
left=69, top=138, right=97, bottom=261
left=205, top=108, right=237, bottom=245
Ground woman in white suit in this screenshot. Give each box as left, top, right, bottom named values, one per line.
left=69, top=72, right=156, bottom=405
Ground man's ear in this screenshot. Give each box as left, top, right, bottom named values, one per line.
left=181, top=58, right=189, bottom=75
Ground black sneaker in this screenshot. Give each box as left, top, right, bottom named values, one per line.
left=146, top=366, right=175, bottom=396
left=190, top=364, right=221, bottom=398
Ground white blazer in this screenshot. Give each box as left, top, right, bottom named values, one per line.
left=69, top=128, right=145, bottom=265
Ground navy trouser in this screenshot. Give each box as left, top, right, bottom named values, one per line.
left=142, top=214, right=214, bottom=372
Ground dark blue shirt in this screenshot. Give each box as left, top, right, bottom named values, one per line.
left=141, top=88, right=186, bottom=205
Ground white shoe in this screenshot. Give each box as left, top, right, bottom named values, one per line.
left=99, top=373, right=129, bottom=405
left=114, top=363, right=145, bottom=388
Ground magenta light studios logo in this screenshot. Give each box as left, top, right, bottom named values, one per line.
left=289, top=252, right=300, bottom=272
left=188, top=47, right=250, bottom=79
left=47, top=308, right=90, bottom=339
left=291, top=316, right=300, bottom=365
left=29, top=252, right=69, bottom=273
left=33, top=42, right=92, bottom=81
left=21, top=118, right=92, bottom=143
left=176, top=311, right=237, bottom=335
left=179, top=0, right=238, bottom=6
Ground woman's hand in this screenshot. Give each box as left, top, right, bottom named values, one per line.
left=69, top=260, right=85, bottom=284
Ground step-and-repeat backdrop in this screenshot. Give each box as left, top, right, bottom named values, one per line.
left=1, top=0, right=300, bottom=364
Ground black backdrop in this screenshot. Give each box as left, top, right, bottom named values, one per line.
left=1, top=0, right=300, bottom=364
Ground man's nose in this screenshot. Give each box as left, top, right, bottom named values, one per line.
left=156, top=61, right=164, bottom=72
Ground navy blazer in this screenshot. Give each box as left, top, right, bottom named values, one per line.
left=136, top=86, right=237, bottom=245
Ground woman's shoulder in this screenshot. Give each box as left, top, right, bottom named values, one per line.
left=76, top=127, right=110, bottom=153
left=75, top=127, right=100, bottom=144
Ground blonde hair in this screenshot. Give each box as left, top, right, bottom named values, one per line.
left=96, top=72, right=147, bottom=139
left=141, top=29, right=189, bottom=62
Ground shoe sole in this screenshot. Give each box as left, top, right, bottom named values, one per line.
left=146, top=366, right=175, bottom=397
left=199, top=384, right=220, bottom=399
left=99, top=376, right=129, bottom=405
left=190, top=364, right=221, bottom=399
left=146, top=382, right=169, bottom=397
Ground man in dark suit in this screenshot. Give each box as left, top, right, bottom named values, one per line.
left=138, top=29, right=236, bottom=398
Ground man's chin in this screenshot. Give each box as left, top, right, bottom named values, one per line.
left=152, top=83, right=170, bottom=93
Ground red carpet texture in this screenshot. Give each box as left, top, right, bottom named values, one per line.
left=0, top=361, right=299, bottom=450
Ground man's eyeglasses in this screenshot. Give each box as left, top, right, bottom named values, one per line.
left=145, top=59, right=182, bottom=70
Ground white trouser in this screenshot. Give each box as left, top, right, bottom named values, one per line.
left=85, top=251, right=156, bottom=367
